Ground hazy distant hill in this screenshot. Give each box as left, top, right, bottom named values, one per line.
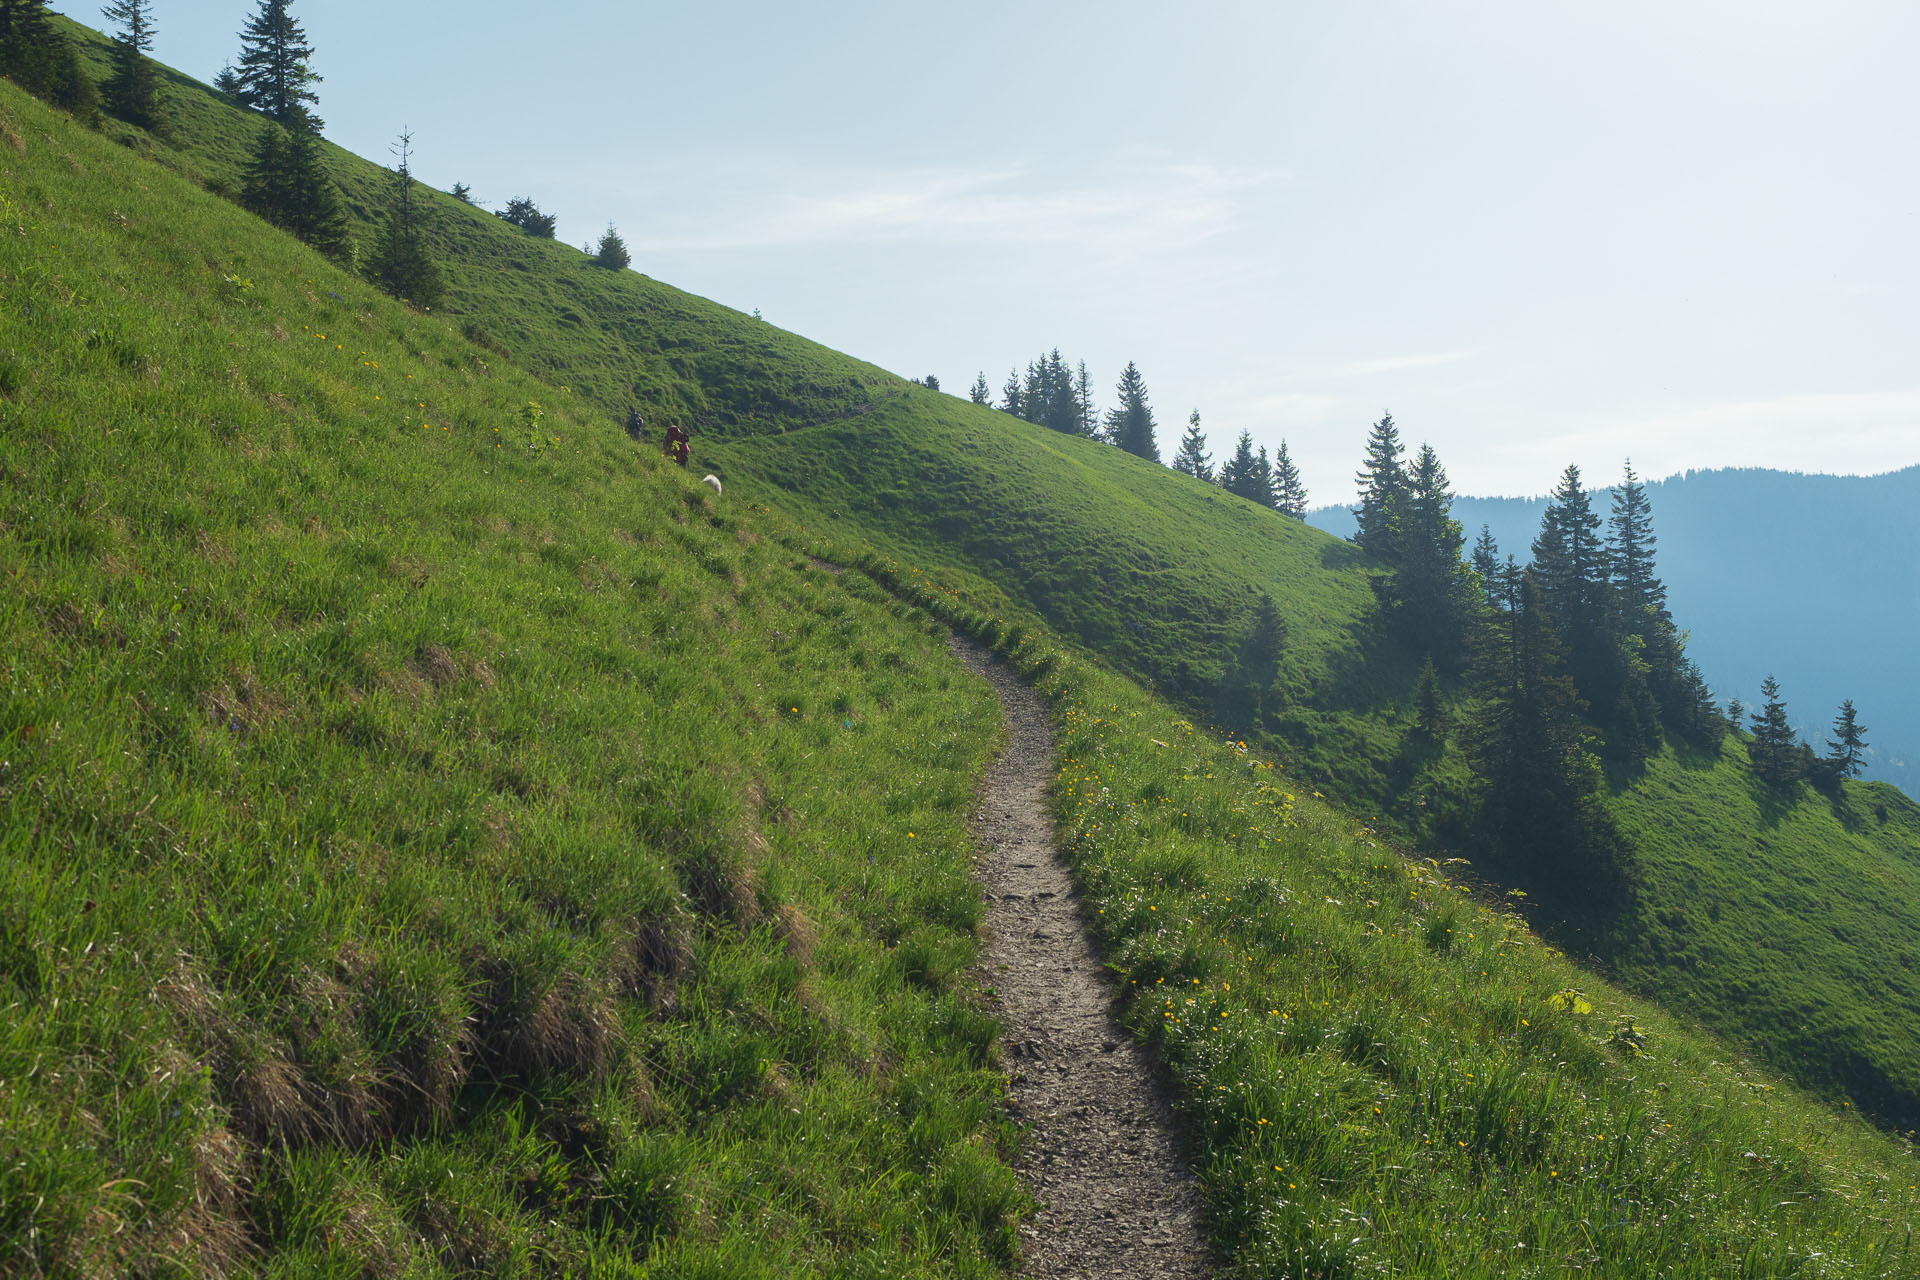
left=1310, top=466, right=1920, bottom=794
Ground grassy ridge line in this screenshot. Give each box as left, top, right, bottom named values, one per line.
left=846, top=554, right=1920, bottom=1278
left=54, top=14, right=909, bottom=442
left=706, top=397, right=1428, bottom=790
left=0, top=79, right=1030, bottom=1278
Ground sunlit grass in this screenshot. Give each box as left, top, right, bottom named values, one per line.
left=0, top=79, right=1020, bottom=1277
left=873, top=563, right=1920, bottom=1278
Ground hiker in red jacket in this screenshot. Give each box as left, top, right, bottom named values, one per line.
left=662, top=422, right=690, bottom=467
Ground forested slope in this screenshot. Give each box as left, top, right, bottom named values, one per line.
left=1313, top=466, right=1920, bottom=795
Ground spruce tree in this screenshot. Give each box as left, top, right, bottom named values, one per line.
left=0, top=0, right=100, bottom=119
left=243, top=117, right=351, bottom=261
left=1272, top=440, right=1307, bottom=518
left=1047, top=350, right=1078, bottom=434
left=234, top=0, right=323, bottom=129
left=102, top=0, right=164, bottom=133
left=1748, top=674, right=1802, bottom=786
left=1468, top=570, right=1626, bottom=888
left=1607, top=461, right=1666, bottom=623
left=1253, top=447, right=1276, bottom=506
left=1353, top=412, right=1408, bottom=563
left=1470, top=525, right=1503, bottom=610
left=999, top=369, right=1023, bottom=419
left=594, top=223, right=631, bottom=270
left=1531, top=464, right=1607, bottom=632
left=1076, top=360, right=1095, bottom=437
left=366, top=130, right=443, bottom=306
left=968, top=372, right=991, bottom=406
left=1016, top=349, right=1081, bottom=434
left=1530, top=462, right=1619, bottom=708
left=1825, top=699, right=1869, bottom=780
left=1104, top=361, right=1158, bottom=462
left=1171, top=410, right=1212, bottom=482
left=1396, top=442, right=1471, bottom=666
left=1220, top=430, right=1262, bottom=501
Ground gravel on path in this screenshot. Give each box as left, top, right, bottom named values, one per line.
left=951, top=636, right=1211, bottom=1279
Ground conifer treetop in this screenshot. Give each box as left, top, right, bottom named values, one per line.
left=235, top=0, right=323, bottom=130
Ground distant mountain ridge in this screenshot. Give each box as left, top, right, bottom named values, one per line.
left=1310, top=465, right=1920, bottom=794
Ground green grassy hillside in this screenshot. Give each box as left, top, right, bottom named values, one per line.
left=709, top=400, right=1430, bottom=796
left=9, top=23, right=1920, bottom=1277
left=863, top=565, right=1920, bottom=1277
left=63, top=0, right=1920, bottom=1142
left=1605, top=744, right=1920, bottom=1125
left=1, top=80, right=1022, bottom=1277
left=723, top=404, right=1920, bottom=1135
left=57, top=17, right=906, bottom=442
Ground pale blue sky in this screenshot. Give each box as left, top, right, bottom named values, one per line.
left=117, top=1, right=1920, bottom=496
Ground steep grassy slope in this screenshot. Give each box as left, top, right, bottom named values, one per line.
left=1, top=81, right=1023, bottom=1277
left=75, top=5, right=1919, bottom=1143
left=57, top=16, right=907, bottom=442
left=722, top=407, right=1920, bottom=1133
left=865, top=565, right=1920, bottom=1277
left=13, top=25, right=1920, bottom=1277
left=708, top=399, right=1436, bottom=798
left=1605, top=744, right=1920, bottom=1125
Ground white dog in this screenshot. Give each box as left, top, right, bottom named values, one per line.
left=701, top=474, right=722, bottom=494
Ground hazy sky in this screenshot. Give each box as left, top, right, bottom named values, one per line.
left=115, top=1, right=1920, bottom=497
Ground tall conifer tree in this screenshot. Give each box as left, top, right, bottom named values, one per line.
left=102, top=0, right=164, bottom=132
left=1171, top=410, right=1213, bottom=482
left=366, top=129, right=443, bottom=306
left=1253, top=447, right=1276, bottom=506
left=1825, top=699, right=1869, bottom=780
left=1272, top=440, right=1308, bottom=518
left=234, top=0, right=322, bottom=129
left=0, top=0, right=99, bottom=118
left=1220, top=430, right=1262, bottom=501
left=999, top=369, right=1023, bottom=419
left=1468, top=570, right=1626, bottom=888
left=1396, top=443, right=1472, bottom=665
left=1353, top=413, right=1408, bottom=562
left=243, top=118, right=351, bottom=261
left=1075, top=360, right=1096, bottom=437
left=968, top=372, right=991, bottom=406
left=1104, top=361, right=1158, bottom=462
left=1748, top=675, right=1802, bottom=786
left=1471, top=525, right=1503, bottom=610
left=1607, top=461, right=1665, bottom=623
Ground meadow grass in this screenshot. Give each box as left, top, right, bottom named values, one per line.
left=11, top=20, right=1920, bottom=1277
left=713, top=395, right=1920, bottom=1136
left=0, top=80, right=1023, bottom=1277
left=869, top=560, right=1920, bottom=1278
left=54, top=14, right=909, bottom=447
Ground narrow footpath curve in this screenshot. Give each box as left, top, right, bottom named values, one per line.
left=951, top=637, right=1210, bottom=1279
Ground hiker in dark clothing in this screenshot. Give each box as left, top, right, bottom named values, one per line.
left=624, top=409, right=646, bottom=441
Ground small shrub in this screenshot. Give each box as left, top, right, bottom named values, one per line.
left=496, top=197, right=556, bottom=239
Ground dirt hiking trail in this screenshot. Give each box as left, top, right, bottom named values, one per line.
left=951, top=637, right=1210, bottom=1279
